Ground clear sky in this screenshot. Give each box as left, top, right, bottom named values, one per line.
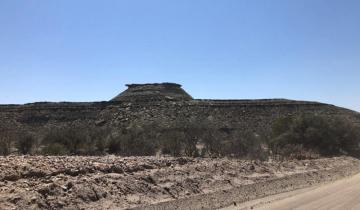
left=0, top=0, right=359, bottom=111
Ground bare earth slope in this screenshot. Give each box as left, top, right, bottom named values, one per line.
left=0, top=156, right=359, bottom=210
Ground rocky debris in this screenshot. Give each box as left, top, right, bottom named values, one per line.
left=0, top=156, right=359, bottom=210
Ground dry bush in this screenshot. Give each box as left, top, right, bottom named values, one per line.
left=0, top=131, right=12, bottom=156
left=270, top=114, right=360, bottom=159
left=107, top=124, right=159, bottom=156
left=159, top=129, right=184, bottom=156
left=272, top=144, right=320, bottom=161
left=42, top=125, right=109, bottom=155
left=15, top=133, right=36, bottom=155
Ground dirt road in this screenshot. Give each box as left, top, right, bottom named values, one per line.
left=227, top=172, right=360, bottom=210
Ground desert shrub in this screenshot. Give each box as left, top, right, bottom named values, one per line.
left=192, top=118, right=226, bottom=157
left=272, top=116, right=293, bottom=137
left=159, top=129, right=184, bottom=156
left=123, top=135, right=157, bottom=156
left=216, top=129, right=268, bottom=160
left=183, top=136, right=199, bottom=157
left=159, top=117, right=207, bottom=157
left=41, top=123, right=160, bottom=156
left=42, top=127, right=84, bottom=155
left=107, top=124, right=159, bottom=156
left=85, top=127, right=109, bottom=155
left=42, top=126, right=108, bottom=155
left=15, top=133, right=36, bottom=155
left=107, top=135, right=122, bottom=154
left=176, top=117, right=269, bottom=159
left=0, top=131, right=12, bottom=156
left=94, top=137, right=107, bottom=155
left=270, top=114, right=360, bottom=159
left=273, top=144, right=320, bottom=160
left=121, top=126, right=158, bottom=156
left=201, top=128, right=223, bottom=157
left=42, top=142, right=69, bottom=155
left=182, top=126, right=201, bottom=157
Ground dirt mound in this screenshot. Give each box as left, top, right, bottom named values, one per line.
left=0, top=156, right=358, bottom=210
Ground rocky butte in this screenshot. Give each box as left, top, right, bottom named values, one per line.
left=0, top=82, right=359, bottom=137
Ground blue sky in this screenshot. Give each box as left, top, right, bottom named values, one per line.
left=0, top=0, right=359, bottom=111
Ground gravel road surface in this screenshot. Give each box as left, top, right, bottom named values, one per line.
left=225, top=172, right=360, bottom=210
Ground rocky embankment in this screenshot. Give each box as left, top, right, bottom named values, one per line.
left=0, top=156, right=359, bottom=210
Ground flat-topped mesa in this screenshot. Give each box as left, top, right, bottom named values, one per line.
left=111, top=82, right=193, bottom=102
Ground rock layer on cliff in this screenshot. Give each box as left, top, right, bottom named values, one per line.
left=111, top=83, right=193, bottom=102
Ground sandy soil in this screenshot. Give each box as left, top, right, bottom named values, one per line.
left=0, top=156, right=359, bottom=210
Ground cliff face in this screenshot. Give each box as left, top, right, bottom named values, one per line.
left=1, top=99, right=359, bottom=139
left=0, top=102, right=108, bottom=135
left=0, top=83, right=359, bottom=137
